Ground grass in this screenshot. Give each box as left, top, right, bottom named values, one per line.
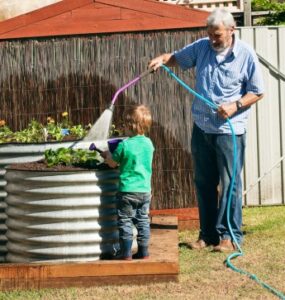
left=0, top=206, right=284, bottom=300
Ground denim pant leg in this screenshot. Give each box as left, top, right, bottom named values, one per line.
left=133, top=194, right=151, bottom=247
left=117, top=193, right=135, bottom=241
left=191, top=125, right=220, bottom=245
left=215, top=134, right=245, bottom=244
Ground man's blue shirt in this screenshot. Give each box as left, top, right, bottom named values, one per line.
left=174, top=36, right=264, bottom=134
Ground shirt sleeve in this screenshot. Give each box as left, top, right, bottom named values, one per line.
left=111, top=141, right=124, bottom=163
left=245, top=54, right=265, bottom=95
left=174, top=39, right=205, bottom=70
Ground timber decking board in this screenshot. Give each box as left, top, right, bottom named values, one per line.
left=151, top=208, right=200, bottom=230
left=0, top=216, right=178, bottom=291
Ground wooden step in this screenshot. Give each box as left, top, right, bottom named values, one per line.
left=0, top=216, right=178, bottom=291
left=150, top=208, right=199, bottom=231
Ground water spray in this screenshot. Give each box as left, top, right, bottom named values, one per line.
left=84, top=69, right=153, bottom=142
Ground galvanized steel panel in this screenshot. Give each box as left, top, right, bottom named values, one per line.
left=4, top=168, right=120, bottom=263
left=279, top=28, right=285, bottom=204
left=237, top=26, right=285, bottom=206
left=0, top=139, right=108, bottom=262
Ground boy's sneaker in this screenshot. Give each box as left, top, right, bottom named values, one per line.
left=112, top=253, right=132, bottom=261
left=112, top=239, right=133, bottom=260
left=132, top=245, right=149, bottom=259
left=132, top=253, right=149, bottom=259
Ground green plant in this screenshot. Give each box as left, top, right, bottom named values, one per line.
left=44, top=148, right=100, bottom=168
left=109, top=124, right=122, bottom=137
left=252, top=0, right=285, bottom=11
left=13, top=119, right=44, bottom=143
left=0, top=114, right=89, bottom=143
left=60, top=111, right=71, bottom=128
left=45, top=117, right=65, bottom=141
left=1, top=119, right=45, bottom=143
left=46, top=114, right=75, bottom=141
left=0, top=114, right=121, bottom=144
left=69, top=124, right=87, bottom=139
left=0, top=120, right=13, bottom=143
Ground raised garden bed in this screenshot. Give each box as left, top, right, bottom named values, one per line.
left=0, top=140, right=112, bottom=262
left=4, top=152, right=120, bottom=263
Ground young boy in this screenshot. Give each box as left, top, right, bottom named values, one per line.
left=104, top=104, right=154, bottom=260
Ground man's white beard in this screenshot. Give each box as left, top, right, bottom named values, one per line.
left=211, top=44, right=228, bottom=53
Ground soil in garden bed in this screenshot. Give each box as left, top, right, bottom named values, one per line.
left=59, top=135, right=81, bottom=142
left=8, top=161, right=113, bottom=172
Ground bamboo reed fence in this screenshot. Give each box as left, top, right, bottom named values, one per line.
left=0, top=28, right=206, bottom=209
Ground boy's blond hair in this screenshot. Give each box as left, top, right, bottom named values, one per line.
left=124, top=105, right=152, bottom=135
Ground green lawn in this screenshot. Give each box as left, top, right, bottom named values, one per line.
left=1, top=206, right=284, bottom=300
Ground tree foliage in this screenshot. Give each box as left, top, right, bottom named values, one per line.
left=252, top=0, right=285, bottom=25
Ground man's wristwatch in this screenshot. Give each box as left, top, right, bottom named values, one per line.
left=236, top=100, right=243, bottom=111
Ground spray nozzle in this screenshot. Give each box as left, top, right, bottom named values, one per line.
left=89, top=143, right=103, bottom=154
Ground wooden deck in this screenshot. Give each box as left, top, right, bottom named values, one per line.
left=0, top=216, right=178, bottom=291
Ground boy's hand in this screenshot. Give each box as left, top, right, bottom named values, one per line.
left=100, top=150, right=110, bottom=159
left=102, top=151, right=118, bottom=168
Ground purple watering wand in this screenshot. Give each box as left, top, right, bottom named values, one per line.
left=84, top=68, right=153, bottom=142
left=109, top=68, right=154, bottom=110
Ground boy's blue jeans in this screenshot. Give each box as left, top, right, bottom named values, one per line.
left=191, top=124, right=245, bottom=245
left=117, top=192, right=151, bottom=246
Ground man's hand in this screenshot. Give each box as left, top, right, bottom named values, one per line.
left=148, top=53, right=176, bottom=70
left=217, top=102, right=238, bottom=119
left=218, top=93, right=263, bottom=119
left=149, top=55, right=164, bottom=70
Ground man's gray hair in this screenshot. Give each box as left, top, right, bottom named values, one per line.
left=207, top=8, right=236, bottom=28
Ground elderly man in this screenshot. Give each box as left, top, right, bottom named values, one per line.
left=149, top=8, right=264, bottom=252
